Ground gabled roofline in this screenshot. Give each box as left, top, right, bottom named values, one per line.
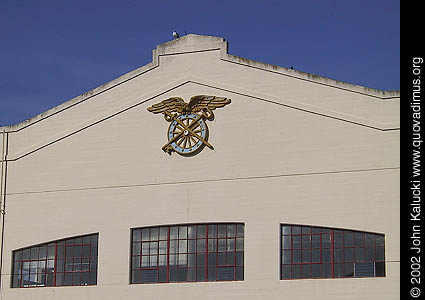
left=1, top=34, right=399, bottom=132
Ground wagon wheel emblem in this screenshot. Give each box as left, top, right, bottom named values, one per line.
left=147, top=95, right=231, bottom=155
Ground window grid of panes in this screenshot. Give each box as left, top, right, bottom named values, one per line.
left=281, top=225, right=385, bottom=279
left=131, top=223, right=244, bottom=284
left=12, top=233, right=98, bottom=288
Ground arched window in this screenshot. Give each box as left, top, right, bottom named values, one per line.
left=11, top=233, right=98, bottom=288
left=280, top=224, right=385, bottom=279
left=131, top=223, right=244, bottom=284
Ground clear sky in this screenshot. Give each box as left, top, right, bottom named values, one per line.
left=0, top=0, right=400, bottom=126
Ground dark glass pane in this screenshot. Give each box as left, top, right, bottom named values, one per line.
left=343, top=263, right=354, bottom=277
left=227, top=224, right=236, bottom=237
left=159, top=227, right=168, bottom=240
left=82, top=258, right=89, bottom=271
left=312, top=249, right=320, bottom=263
left=208, top=224, right=217, bottom=238
left=292, top=265, right=301, bottom=279
left=159, top=241, right=168, bottom=254
left=208, top=267, right=216, bottom=281
left=344, top=232, right=354, bottom=247
left=376, top=246, right=385, bottom=261
left=83, top=236, right=91, bottom=244
left=56, top=273, right=64, bottom=286
left=66, top=246, right=73, bottom=258
left=282, top=250, right=291, bottom=264
left=322, top=234, right=331, bottom=248
left=73, top=272, right=81, bottom=286
left=344, top=248, right=354, bottom=262
left=82, top=245, right=90, bottom=257
left=302, top=264, right=311, bottom=278
left=150, top=228, right=159, bottom=241
left=168, top=254, right=176, bottom=266
left=177, top=268, right=187, bottom=282
left=142, top=228, right=150, bottom=241
left=218, top=253, right=226, bottom=266
left=39, top=247, right=47, bottom=259
left=236, top=251, right=244, bottom=266
left=187, top=225, right=196, bottom=239
left=64, top=273, right=73, bottom=286
left=237, top=224, right=244, bottom=237
left=169, top=267, right=177, bottom=282
left=31, top=247, right=39, bottom=260
left=150, top=255, right=158, bottom=267
left=292, top=236, right=301, bottom=249
left=236, top=266, right=243, bottom=280
left=218, top=224, right=226, bottom=237
left=354, top=232, right=364, bottom=246
left=90, top=260, right=98, bottom=272
left=312, top=227, right=321, bottom=234
left=89, top=272, right=97, bottom=285
left=334, top=248, right=343, bottom=263
left=12, top=275, right=20, bottom=288
left=302, top=235, right=311, bottom=248
left=187, top=268, right=196, bottom=281
left=197, top=239, right=206, bottom=252
left=132, top=256, right=140, bottom=269
left=91, top=244, right=98, bottom=257
left=178, top=253, right=187, bottom=266
left=226, top=253, right=235, bottom=266
left=141, top=242, right=149, bottom=255
left=365, top=233, right=375, bottom=245
left=23, top=249, right=30, bottom=260
left=208, top=253, right=217, bottom=267
left=282, top=264, right=291, bottom=279
left=365, top=247, right=375, bottom=261
left=217, top=267, right=234, bottom=281
left=302, top=249, right=311, bottom=263
left=188, top=254, right=196, bottom=267
left=57, top=246, right=64, bottom=259
left=236, top=238, right=244, bottom=251
left=74, top=237, right=82, bottom=245
left=158, top=254, right=167, bottom=266
left=74, top=245, right=82, bottom=258
left=196, top=268, right=206, bottom=281
left=293, top=250, right=301, bottom=263
left=208, top=239, right=216, bottom=252
left=376, top=235, right=385, bottom=246
left=81, top=272, right=89, bottom=286
left=159, top=267, right=167, bottom=282
left=375, top=261, right=385, bottom=277
left=321, top=228, right=330, bottom=234
left=292, top=226, right=301, bottom=234
left=334, top=263, right=343, bottom=278
left=312, top=264, right=321, bottom=278
left=14, top=250, right=22, bottom=261
left=334, top=233, right=343, bottom=248
left=170, top=227, right=178, bottom=240
left=302, top=226, right=311, bottom=234
left=197, top=254, right=206, bottom=267
left=218, top=239, right=226, bottom=252
left=322, top=249, right=331, bottom=263
left=312, top=235, right=321, bottom=248
left=57, top=259, right=64, bottom=272
left=282, top=225, right=291, bottom=235
left=322, top=263, right=331, bottom=278
left=179, top=226, right=187, bottom=239
left=355, top=247, right=365, bottom=262
left=65, top=239, right=73, bottom=245
left=91, top=235, right=98, bottom=244
left=150, top=242, right=159, bottom=255
left=198, top=225, right=206, bottom=238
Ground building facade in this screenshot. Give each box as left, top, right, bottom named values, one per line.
left=0, top=34, right=400, bottom=299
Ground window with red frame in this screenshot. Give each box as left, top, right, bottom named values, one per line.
left=12, top=233, right=98, bottom=288
left=131, top=223, right=244, bottom=284
left=281, top=225, right=385, bottom=279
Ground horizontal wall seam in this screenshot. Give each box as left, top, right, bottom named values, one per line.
left=6, top=166, right=399, bottom=196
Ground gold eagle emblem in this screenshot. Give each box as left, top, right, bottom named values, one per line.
left=147, top=95, right=231, bottom=155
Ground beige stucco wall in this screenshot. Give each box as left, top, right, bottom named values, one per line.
left=0, top=35, right=399, bottom=300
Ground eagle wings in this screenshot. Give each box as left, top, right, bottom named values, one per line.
left=147, top=95, right=231, bottom=114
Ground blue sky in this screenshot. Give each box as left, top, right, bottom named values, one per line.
left=0, top=0, right=400, bottom=126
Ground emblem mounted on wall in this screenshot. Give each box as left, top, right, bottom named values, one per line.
left=147, top=95, right=231, bottom=156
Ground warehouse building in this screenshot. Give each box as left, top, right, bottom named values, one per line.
left=0, top=34, right=400, bottom=299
